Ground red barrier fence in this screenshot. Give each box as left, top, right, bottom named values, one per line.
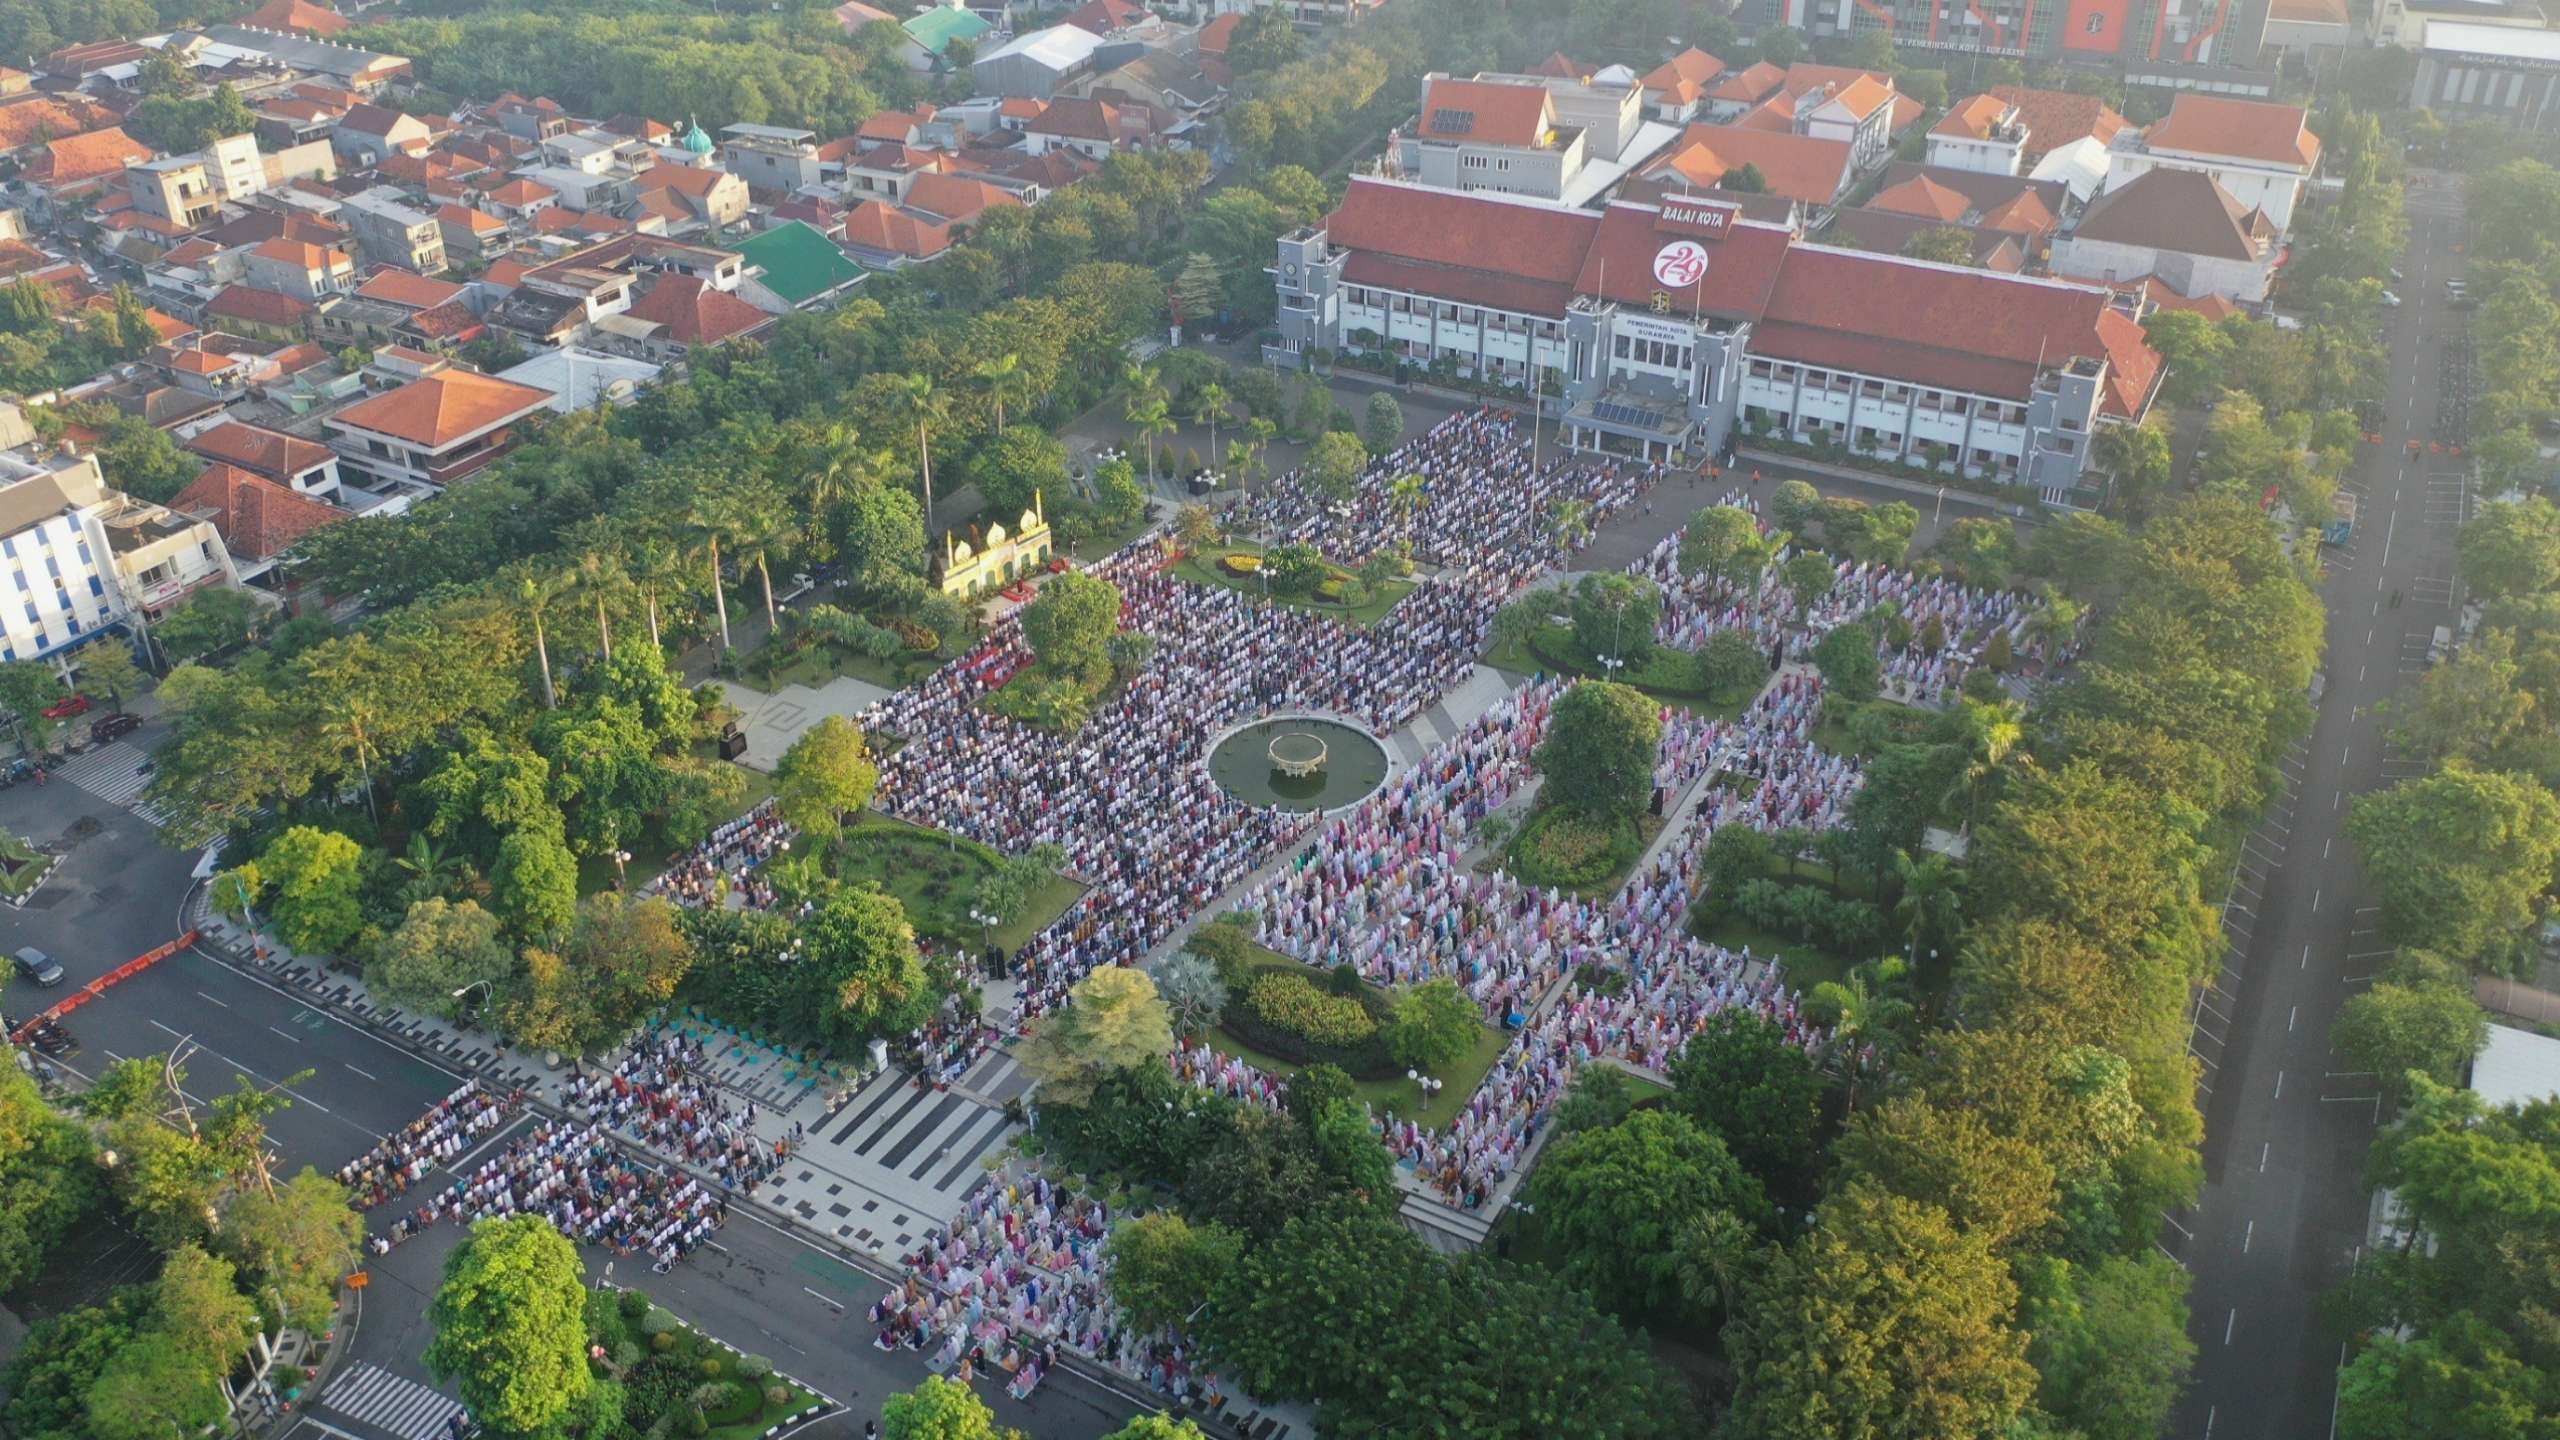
left=10, top=930, right=197, bottom=1043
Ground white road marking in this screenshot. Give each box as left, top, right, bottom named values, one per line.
left=2274, top=1070, right=2285, bottom=1099
left=2225, top=1308, right=2238, bottom=1345
left=344, top=1063, right=376, bottom=1081
left=194, top=990, right=229, bottom=1008
left=2289, top=1005, right=2298, bottom=1032
left=2244, top=1219, right=2254, bottom=1253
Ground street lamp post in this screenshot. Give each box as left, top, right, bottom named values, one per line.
left=610, top=848, right=632, bottom=889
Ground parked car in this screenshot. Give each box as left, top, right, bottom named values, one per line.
left=9, top=947, right=61, bottom=987
left=2380, top=290, right=2402, bottom=308
left=39, top=693, right=88, bottom=720
left=89, top=711, right=139, bottom=743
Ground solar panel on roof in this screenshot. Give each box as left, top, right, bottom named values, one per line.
left=1430, top=108, right=1474, bottom=134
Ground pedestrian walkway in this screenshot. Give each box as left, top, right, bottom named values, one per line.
left=318, top=1364, right=467, bottom=1440
left=752, top=1063, right=1022, bottom=1263
left=49, top=741, right=171, bottom=827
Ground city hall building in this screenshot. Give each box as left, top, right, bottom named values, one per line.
left=1268, top=178, right=2162, bottom=506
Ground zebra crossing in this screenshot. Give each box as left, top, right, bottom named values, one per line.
left=47, top=742, right=171, bottom=826
left=319, top=1363, right=468, bottom=1440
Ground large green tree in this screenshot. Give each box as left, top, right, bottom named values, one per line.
left=1536, top=680, right=1662, bottom=823
left=1019, top=570, right=1122, bottom=681
left=2348, top=763, right=2560, bottom=974
left=425, top=1216, right=592, bottom=1438
left=1528, top=1108, right=1763, bottom=1312
left=1020, top=967, right=1173, bottom=1106
left=368, top=897, right=516, bottom=1018
left=772, top=714, right=879, bottom=838
left=1723, top=1182, right=2036, bottom=1440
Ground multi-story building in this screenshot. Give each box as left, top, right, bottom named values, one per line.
left=2411, top=22, right=2560, bottom=132
left=0, top=448, right=237, bottom=670
left=241, top=237, right=357, bottom=299
left=1396, top=76, right=1582, bottom=200
left=339, top=187, right=447, bottom=273
left=2100, top=94, right=2319, bottom=235
left=719, top=124, right=827, bottom=195
left=1269, top=177, right=2160, bottom=506
left=2377, top=0, right=2548, bottom=46
left=127, top=156, right=221, bottom=229
left=1749, top=0, right=2268, bottom=66
left=184, top=420, right=343, bottom=497
left=320, top=364, right=554, bottom=488
left=1927, top=95, right=2031, bottom=176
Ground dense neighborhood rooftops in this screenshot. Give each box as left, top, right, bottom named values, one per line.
left=187, top=420, right=334, bottom=479
left=171, top=462, right=345, bottom=560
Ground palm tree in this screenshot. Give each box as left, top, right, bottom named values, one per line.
left=1223, top=439, right=1259, bottom=493
left=894, top=373, right=952, bottom=532
left=1672, top=1207, right=1756, bottom=1326
left=683, top=499, right=736, bottom=654
left=1890, top=848, right=1966, bottom=968
left=973, top=352, right=1032, bottom=433
left=507, top=564, right=573, bottom=709
left=573, top=546, right=632, bottom=663
left=629, top=537, right=683, bottom=651
left=1190, top=380, right=1230, bottom=461
left=801, top=422, right=884, bottom=513
left=727, top=498, right=790, bottom=637
left=1125, top=389, right=1174, bottom=483
left=1387, top=471, right=1426, bottom=536
left=2028, top=585, right=2082, bottom=662
left=1936, top=698, right=2023, bottom=830
left=1806, top=965, right=1915, bottom=1112
left=1550, top=497, right=1592, bottom=559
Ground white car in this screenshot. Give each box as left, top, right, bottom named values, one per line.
left=2380, top=290, right=2402, bottom=307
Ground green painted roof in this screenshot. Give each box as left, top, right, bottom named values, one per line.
left=902, top=4, right=992, bottom=53
left=738, top=221, right=865, bottom=305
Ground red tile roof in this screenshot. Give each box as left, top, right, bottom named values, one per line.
left=2143, top=94, right=2319, bottom=171
left=211, top=211, right=348, bottom=248
left=1416, top=78, right=1551, bottom=147
left=187, top=420, right=334, bottom=480
left=239, top=0, right=351, bottom=35
left=1063, top=0, right=1149, bottom=33
left=624, top=274, right=770, bottom=345
left=165, top=348, right=242, bottom=377
left=486, top=177, right=557, bottom=206
left=1197, top=12, right=1241, bottom=52
left=332, top=370, right=552, bottom=448
left=205, top=285, right=314, bottom=329
left=858, top=108, right=932, bottom=142
left=264, top=341, right=330, bottom=374
left=1871, top=174, right=1973, bottom=222
left=1572, top=202, right=1794, bottom=317
left=1932, top=94, right=2014, bottom=141
left=31, top=127, right=147, bottom=184
left=1326, top=179, right=1595, bottom=313
left=401, top=298, right=482, bottom=339
left=336, top=103, right=419, bottom=138
left=436, top=203, right=507, bottom=234
left=1641, top=48, right=1728, bottom=106
left=0, top=95, right=117, bottom=154
left=2071, top=167, right=2270, bottom=262
left=1758, top=246, right=2158, bottom=418
left=904, top=172, right=1023, bottom=226
left=1029, top=97, right=1121, bottom=144
left=355, top=268, right=467, bottom=309
left=1645, top=125, right=1854, bottom=208
left=171, top=463, right=345, bottom=561
left=1704, top=61, right=1786, bottom=106
left=251, top=238, right=351, bottom=271
left=85, top=294, right=189, bottom=340
left=632, top=164, right=732, bottom=199
left=843, top=199, right=952, bottom=260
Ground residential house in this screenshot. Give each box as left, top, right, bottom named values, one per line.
left=1736, top=65, right=1898, bottom=172
left=1065, top=0, right=1157, bottom=35
left=203, top=284, right=313, bottom=342
left=718, top=124, right=827, bottom=195
left=1982, top=86, right=2134, bottom=203
left=1928, top=95, right=2030, bottom=176
left=2052, top=166, right=2283, bottom=304
left=27, top=129, right=152, bottom=214
left=0, top=451, right=238, bottom=669
left=167, top=462, right=344, bottom=584
left=0, top=94, right=120, bottom=162
left=1639, top=48, right=1728, bottom=123
left=202, top=25, right=411, bottom=91
left=735, top=221, right=865, bottom=308
left=1826, top=206, right=2029, bottom=270
left=2102, top=94, right=2320, bottom=235
left=128, top=157, right=222, bottom=230
left=493, top=347, right=662, bottom=412
left=1865, top=166, right=2065, bottom=246
left=330, top=103, right=433, bottom=167
left=436, top=203, right=511, bottom=259
left=974, top=25, right=1107, bottom=99
left=339, top=188, right=447, bottom=273
left=186, top=419, right=342, bottom=496
left=154, top=342, right=256, bottom=400
left=904, top=173, right=1025, bottom=229
left=483, top=177, right=559, bottom=221
left=487, top=95, right=572, bottom=142
left=321, top=366, right=554, bottom=488
left=841, top=199, right=955, bottom=265
left=1638, top=124, right=1855, bottom=211
left=628, top=165, right=750, bottom=232
left=609, top=274, right=776, bottom=362
left=1700, top=61, right=1786, bottom=122
left=1025, top=96, right=1140, bottom=161
left=846, top=143, right=951, bottom=202
left=242, top=237, right=356, bottom=299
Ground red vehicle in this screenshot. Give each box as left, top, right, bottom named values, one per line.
left=40, top=693, right=89, bottom=720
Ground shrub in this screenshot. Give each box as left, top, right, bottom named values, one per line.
left=764, top=1386, right=790, bottom=1408
left=651, top=1331, right=677, bottom=1352
left=736, top=1355, right=774, bottom=1382
left=1326, top=962, right=1364, bottom=997
left=640, top=1307, right=682, bottom=1336
left=1220, top=551, right=1261, bottom=576
left=1511, top=808, right=1640, bottom=890
left=1246, top=970, right=1377, bottom=1046
left=620, top=1290, right=653, bottom=1321
left=699, top=1358, right=723, bottom=1379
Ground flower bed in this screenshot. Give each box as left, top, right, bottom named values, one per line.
left=1218, top=962, right=1400, bottom=1077
left=1221, top=552, right=1262, bottom=577
left=1246, top=969, right=1376, bottom=1046
left=1510, top=807, right=1642, bottom=891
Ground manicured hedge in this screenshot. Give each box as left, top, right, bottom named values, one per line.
left=1247, top=969, right=1376, bottom=1046
left=1511, top=807, right=1642, bottom=891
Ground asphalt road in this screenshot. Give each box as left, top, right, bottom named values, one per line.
left=2168, top=172, right=2471, bottom=1438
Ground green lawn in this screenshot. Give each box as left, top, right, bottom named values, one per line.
left=580, top=764, right=776, bottom=897
left=1693, top=916, right=1851, bottom=991
left=1484, top=624, right=1748, bottom=718
left=750, top=640, right=944, bottom=694
left=833, top=816, right=1085, bottom=949
left=1507, top=806, right=1665, bottom=901
left=1813, top=697, right=1938, bottom=760
left=0, top=833, right=50, bottom=900
left=1198, top=1010, right=1511, bottom=1132
left=1170, top=538, right=1415, bottom=627
left=1066, top=508, right=1158, bottom=563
